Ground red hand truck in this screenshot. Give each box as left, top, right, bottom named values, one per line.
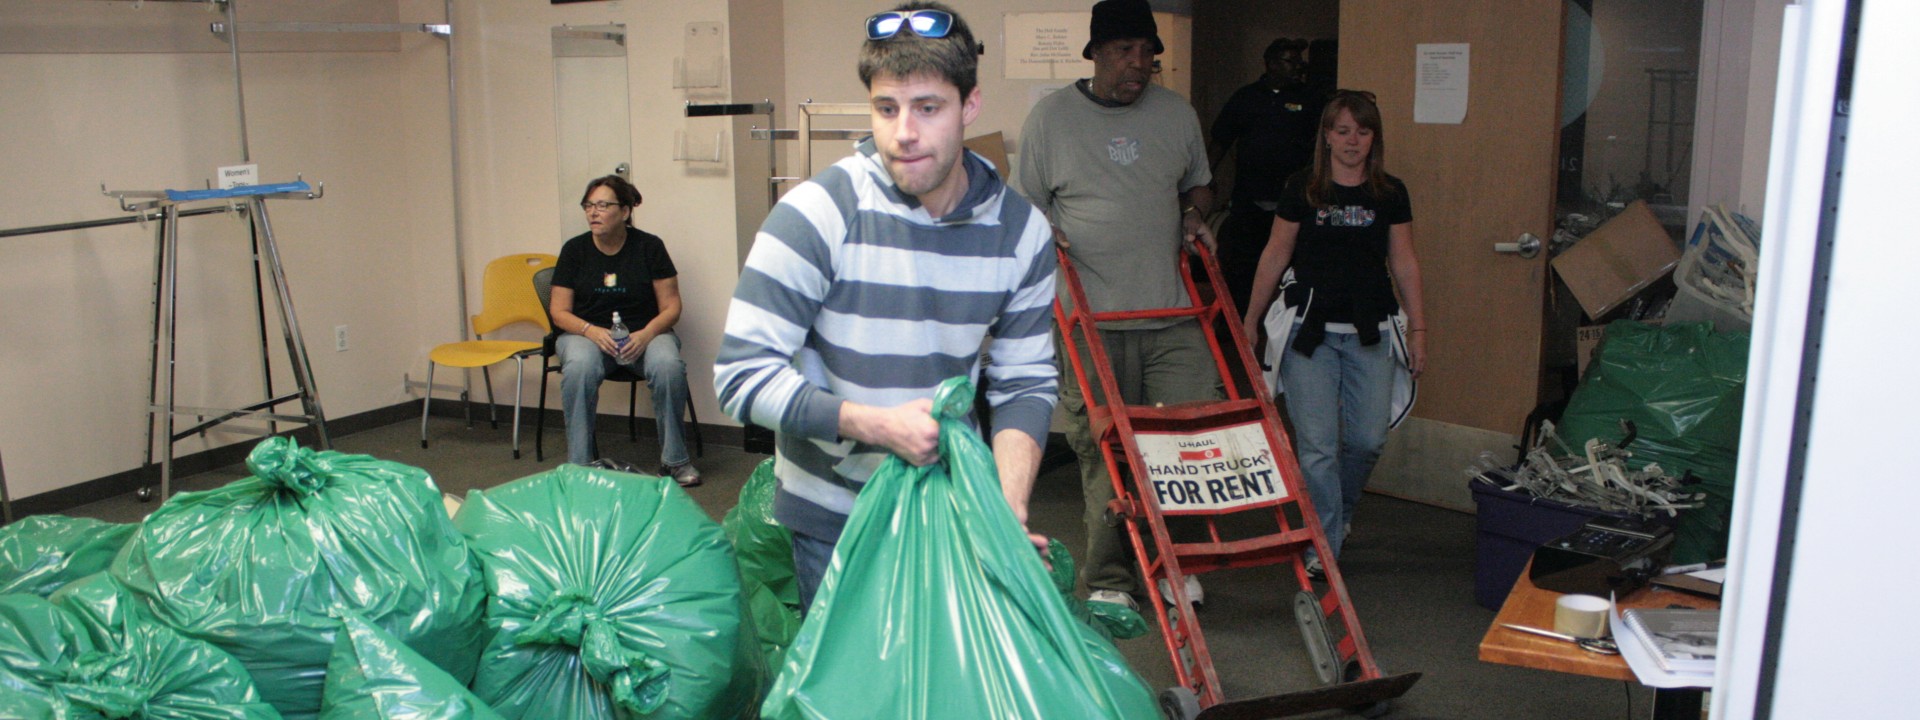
left=1053, top=240, right=1420, bottom=719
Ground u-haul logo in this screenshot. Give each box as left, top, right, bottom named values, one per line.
left=1135, top=422, right=1286, bottom=514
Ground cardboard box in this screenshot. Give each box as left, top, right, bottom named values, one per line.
left=1551, top=200, right=1681, bottom=320
left=963, top=132, right=1010, bottom=178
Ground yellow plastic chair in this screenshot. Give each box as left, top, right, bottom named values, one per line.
left=420, top=253, right=557, bottom=458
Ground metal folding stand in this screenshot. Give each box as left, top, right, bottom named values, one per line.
left=104, top=179, right=331, bottom=503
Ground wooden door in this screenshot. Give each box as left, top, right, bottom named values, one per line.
left=1341, top=0, right=1564, bottom=509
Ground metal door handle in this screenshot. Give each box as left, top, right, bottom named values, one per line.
left=1494, top=232, right=1542, bottom=259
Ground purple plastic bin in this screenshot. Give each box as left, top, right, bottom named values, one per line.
left=1470, top=478, right=1631, bottom=610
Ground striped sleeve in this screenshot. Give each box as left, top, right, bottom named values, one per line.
left=983, top=203, right=1060, bottom=448
left=714, top=172, right=853, bottom=442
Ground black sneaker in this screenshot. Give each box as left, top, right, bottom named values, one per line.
left=1305, top=557, right=1327, bottom=582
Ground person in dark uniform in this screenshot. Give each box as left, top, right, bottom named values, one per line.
left=1209, top=38, right=1324, bottom=313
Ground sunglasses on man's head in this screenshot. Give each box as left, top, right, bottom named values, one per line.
left=865, top=9, right=954, bottom=40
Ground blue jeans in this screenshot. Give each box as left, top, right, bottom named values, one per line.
left=791, top=528, right=836, bottom=614
left=1280, top=327, right=1395, bottom=559
left=556, top=331, right=691, bottom=468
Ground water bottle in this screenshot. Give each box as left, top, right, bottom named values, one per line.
left=610, top=312, right=630, bottom=351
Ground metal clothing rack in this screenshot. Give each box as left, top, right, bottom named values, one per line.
left=105, top=179, right=330, bottom=503
left=686, top=100, right=869, bottom=454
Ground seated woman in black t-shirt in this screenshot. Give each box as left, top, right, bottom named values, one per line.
left=548, top=175, right=700, bottom=486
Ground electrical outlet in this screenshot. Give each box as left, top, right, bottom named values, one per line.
left=334, top=325, right=349, bottom=352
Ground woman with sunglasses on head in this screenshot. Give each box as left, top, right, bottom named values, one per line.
left=1240, top=91, right=1427, bottom=576
left=549, top=175, right=701, bottom=487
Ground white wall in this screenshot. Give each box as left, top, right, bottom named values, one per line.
left=775, top=0, right=1193, bottom=184
left=0, top=0, right=453, bottom=498
left=0, top=0, right=741, bottom=500
left=449, top=0, right=740, bottom=443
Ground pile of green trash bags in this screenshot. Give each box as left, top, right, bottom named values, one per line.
left=0, top=514, right=135, bottom=597
left=319, top=615, right=504, bottom=720
left=761, top=378, right=1161, bottom=720
left=453, top=464, right=765, bottom=719
left=721, top=458, right=804, bottom=670
left=0, top=573, right=281, bottom=719
left=1559, top=320, right=1751, bottom=564
left=109, top=437, right=489, bottom=719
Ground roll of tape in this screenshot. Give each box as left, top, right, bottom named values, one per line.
left=1554, top=594, right=1611, bottom=639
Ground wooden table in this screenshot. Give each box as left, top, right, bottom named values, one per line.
left=1478, top=560, right=1718, bottom=718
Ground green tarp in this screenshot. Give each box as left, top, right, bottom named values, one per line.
left=1560, top=320, right=1750, bottom=564
left=761, top=378, right=1160, bottom=720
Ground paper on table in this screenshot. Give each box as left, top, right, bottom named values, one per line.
left=1414, top=43, right=1469, bottom=124
left=1610, top=603, right=1713, bottom=688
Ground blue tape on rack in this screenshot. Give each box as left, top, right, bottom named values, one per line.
left=164, top=181, right=313, bottom=202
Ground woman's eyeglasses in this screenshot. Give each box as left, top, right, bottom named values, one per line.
left=865, top=9, right=953, bottom=40
left=581, top=201, right=621, bottom=212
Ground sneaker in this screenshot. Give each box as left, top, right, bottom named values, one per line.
left=1305, top=556, right=1326, bottom=582
left=1087, top=589, right=1138, bottom=612
left=1158, top=575, right=1205, bottom=607
left=661, top=463, right=702, bottom=488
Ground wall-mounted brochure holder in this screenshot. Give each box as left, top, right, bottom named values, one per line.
left=673, top=21, right=725, bottom=90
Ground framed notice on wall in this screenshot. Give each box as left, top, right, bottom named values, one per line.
left=1004, top=12, right=1095, bottom=80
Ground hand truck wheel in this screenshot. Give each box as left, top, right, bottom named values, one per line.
left=1293, top=590, right=1340, bottom=685
left=135, top=485, right=155, bottom=502
left=1158, top=686, right=1201, bottom=720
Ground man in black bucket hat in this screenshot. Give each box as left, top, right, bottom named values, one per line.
left=1021, top=0, right=1219, bottom=614
left=1082, top=0, right=1164, bottom=60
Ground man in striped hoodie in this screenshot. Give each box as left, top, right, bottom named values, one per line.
left=714, top=2, right=1058, bottom=609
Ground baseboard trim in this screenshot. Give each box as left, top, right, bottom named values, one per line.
left=10, top=403, right=1053, bottom=518
left=9, top=402, right=418, bottom=519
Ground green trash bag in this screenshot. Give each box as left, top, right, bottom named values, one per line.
left=1045, top=539, right=1149, bottom=642
left=0, top=514, right=136, bottom=597
left=760, top=378, right=1161, bottom=720
left=109, top=437, right=489, bottom=720
left=319, top=615, right=506, bottom=720
left=0, top=576, right=281, bottom=719
left=721, top=458, right=803, bottom=671
left=1559, top=320, right=1751, bottom=564
left=453, top=465, right=766, bottom=719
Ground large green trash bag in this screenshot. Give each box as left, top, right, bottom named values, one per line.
left=109, top=437, right=489, bottom=720
left=760, top=378, right=1161, bottom=720
left=721, top=458, right=804, bottom=671
left=453, top=465, right=765, bottom=719
left=0, top=577, right=281, bottom=719
left=319, top=615, right=507, bottom=720
left=1045, top=539, right=1148, bottom=642
left=1558, top=320, right=1751, bottom=564
left=0, top=514, right=136, bottom=597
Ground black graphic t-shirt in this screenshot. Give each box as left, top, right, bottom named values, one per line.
left=1275, top=169, right=1412, bottom=324
left=552, top=228, right=678, bottom=328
